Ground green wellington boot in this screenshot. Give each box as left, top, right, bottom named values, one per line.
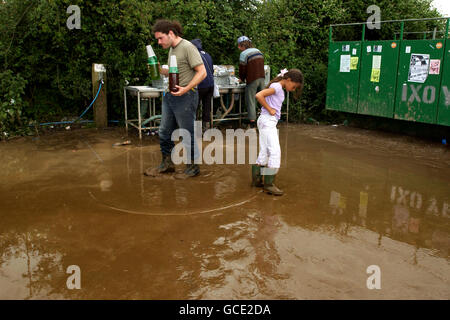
left=263, top=174, right=284, bottom=196
left=251, top=165, right=264, bottom=187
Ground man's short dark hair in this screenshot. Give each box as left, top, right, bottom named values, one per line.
left=152, top=19, right=183, bottom=37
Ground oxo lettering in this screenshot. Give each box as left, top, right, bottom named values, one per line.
left=443, top=86, right=450, bottom=106
left=402, top=85, right=449, bottom=105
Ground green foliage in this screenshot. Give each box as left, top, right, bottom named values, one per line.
left=0, top=0, right=444, bottom=136
left=0, top=70, right=30, bottom=138
left=252, top=0, right=443, bottom=122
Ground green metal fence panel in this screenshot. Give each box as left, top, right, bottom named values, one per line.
left=437, top=40, right=450, bottom=126
left=394, top=40, right=445, bottom=124
left=325, top=41, right=362, bottom=113
left=358, top=40, right=400, bottom=117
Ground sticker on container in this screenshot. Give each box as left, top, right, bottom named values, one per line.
left=367, top=46, right=371, bottom=53
left=350, top=57, right=359, bottom=70
left=94, top=64, right=106, bottom=73
left=372, top=55, right=382, bottom=69
left=371, top=69, right=380, bottom=82
left=405, top=46, right=411, bottom=53
left=391, top=42, right=397, bottom=49
left=342, top=45, right=350, bottom=52
left=408, top=53, right=429, bottom=83
left=340, top=55, right=351, bottom=72
left=436, top=42, right=443, bottom=49
left=352, top=48, right=357, bottom=55
left=429, top=59, right=441, bottom=75
left=373, top=45, right=383, bottom=53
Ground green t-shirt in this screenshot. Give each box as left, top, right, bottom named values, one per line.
left=168, top=39, right=203, bottom=87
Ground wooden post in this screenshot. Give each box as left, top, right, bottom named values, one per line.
left=91, top=63, right=107, bottom=128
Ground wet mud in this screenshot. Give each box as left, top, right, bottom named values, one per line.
left=0, top=124, right=449, bottom=299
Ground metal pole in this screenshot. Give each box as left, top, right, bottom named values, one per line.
left=239, top=94, right=242, bottom=127
left=435, top=18, right=450, bottom=123
left=152, top=97, right=156, bottom=128
left=400, top=21, right=404, bottom=40
left=286, top=92, right=289, bottom=124
left=392, top=21, right=404, bottom=118
left=210, top=96, right=214, bottom=128
left=362, top=23, right=366, bottom=41
left=138, top=92, right=142, bottom=140
left=124, top=88, right=128, bottom=134
left=445, top=18, right=450, bottom=39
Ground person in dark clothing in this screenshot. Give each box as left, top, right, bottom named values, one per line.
left=191, top=39, right=214, bottom=131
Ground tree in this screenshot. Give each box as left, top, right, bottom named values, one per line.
left=0, top=0, right=444, bottom=136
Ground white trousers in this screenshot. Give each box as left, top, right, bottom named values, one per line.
left=256, top=114, right=280, bottom=170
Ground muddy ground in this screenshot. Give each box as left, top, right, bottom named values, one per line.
left=0, top=123, right=449, bottom=299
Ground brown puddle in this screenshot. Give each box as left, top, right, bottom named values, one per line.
left=0, top=125, right=449, bottom=299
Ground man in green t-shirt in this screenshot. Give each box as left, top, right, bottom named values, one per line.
left=145, top=20, right=206, bottom=178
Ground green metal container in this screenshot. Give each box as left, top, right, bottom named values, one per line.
left=394, top=39, right=445, bottom=124
left=437, top=39, right=450, bottom=126
left=325, top=41, right=362, bottom=113
left=357, top=40, right=400, bottom=118
left=326, top=17, right=450, bottom=127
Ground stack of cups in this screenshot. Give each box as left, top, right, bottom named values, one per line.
left=169, top=55, right=179, bottom=92
left=146, top=45, right=160, bottom=80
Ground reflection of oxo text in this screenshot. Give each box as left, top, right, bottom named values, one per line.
left=391, top=186, right=449, bottom=218
left=329, top=186, right=449, bottom=219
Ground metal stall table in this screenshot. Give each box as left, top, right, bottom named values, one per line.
left=208, top=64, right=293, bottom=127
left=124, top=86, right=164, bottom=139
left=211, top=84, right=246, bottom=127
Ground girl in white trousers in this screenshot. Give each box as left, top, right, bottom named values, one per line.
left=252, top=69, right=304, bottom=196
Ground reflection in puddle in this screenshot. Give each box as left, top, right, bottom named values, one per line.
left=0, top=126, right=448, bottom=299
left=321, top=149, right=449, bottom=259
left=0, top=231, right=65, bottom=299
